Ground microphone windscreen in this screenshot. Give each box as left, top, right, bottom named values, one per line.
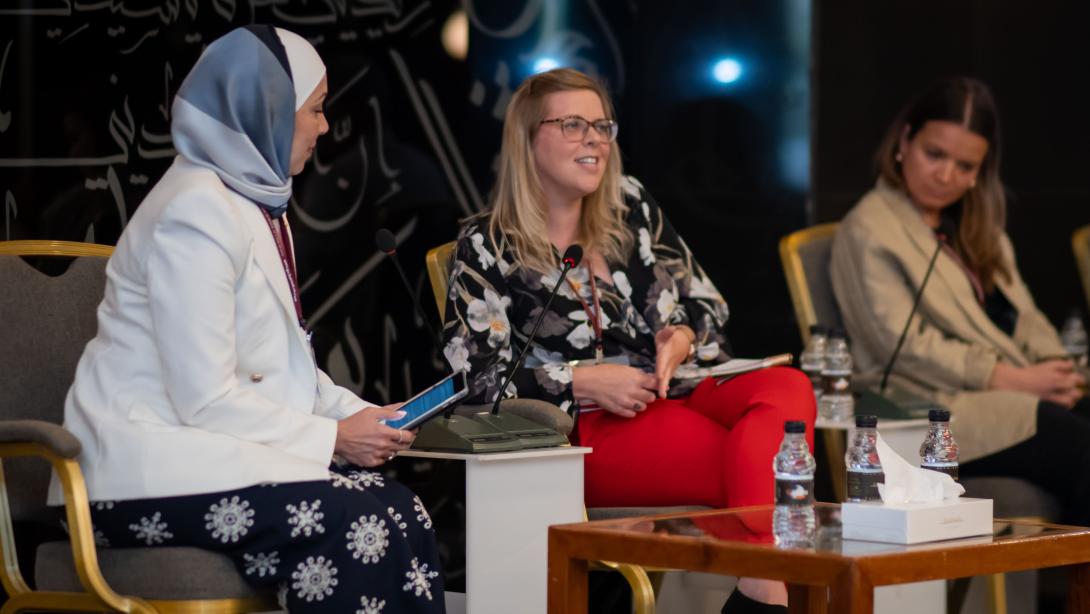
left=561, top=244, right=584, bottom=268
left=375, top=228, right=397, bottom=253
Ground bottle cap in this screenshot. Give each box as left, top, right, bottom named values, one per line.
left=808, top=324, right=828, bottom=336
left=928, top=408, right=951, bottom=422
left=855, top=415, right=877, bottom=428
left=784, top=420, right=806, bottom=434
left=828, top=326, right=847, bottom=340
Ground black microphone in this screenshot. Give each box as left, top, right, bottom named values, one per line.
left=375, top=228, right=441, bottom=346
left=879, top=218, right=956, bottom=392
left=490, top=244, right=583, bottom=415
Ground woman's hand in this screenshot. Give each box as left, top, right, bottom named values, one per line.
left=572, top=364, right=659, bottom=418
left=334, top=404, right=416, bottom=467
left=989, top=360, right=1086, bottom=408
left=654, top=325, right=695, bottom=398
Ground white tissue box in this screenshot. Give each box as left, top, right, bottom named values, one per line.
left=842, top=497, right=993, bottom=544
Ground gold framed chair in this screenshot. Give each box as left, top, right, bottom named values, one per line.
left=777, top=226, right=1060, bottom=614
left=1073, top=224, right=1090, bottom=315
left=0, top=240, right=277, bottom=614
left=426, top=241, right=666, bottom=614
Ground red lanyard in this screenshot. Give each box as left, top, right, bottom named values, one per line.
left=260, top=209, right=309, bottom=338
left=568, top=263, right=604, bottom=363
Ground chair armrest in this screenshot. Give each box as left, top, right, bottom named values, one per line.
left=0, top=420, right=81, bottom=458
left=454, top=399, right=574, bottom=435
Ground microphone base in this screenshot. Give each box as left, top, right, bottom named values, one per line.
left=412, top=414, right=523, bottom=454
left=473, top=412, right=570, bottom=449
left=855, top=388, right=944, bottom=421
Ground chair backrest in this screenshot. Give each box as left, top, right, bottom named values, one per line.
left=425, top=241, right=456, bottom=325
left=778, top=223, right=843, bottom=345
left=1074, top=224, right=1090, bottom=316
left=0, top=240, right=112, bottom=521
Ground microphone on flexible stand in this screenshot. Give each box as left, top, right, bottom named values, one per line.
left=856, top=219, right=956, bottom=419
left=375, top=229, right=441, bottom=346
left=470, top=245, right=584, bottom=448
left=375, top=228, right=521, bottom=453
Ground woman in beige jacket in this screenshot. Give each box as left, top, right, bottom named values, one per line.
left=831, top=77, right=1090, bottom=526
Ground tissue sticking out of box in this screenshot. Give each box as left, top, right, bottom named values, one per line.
left=875, top=433, right=964, bottom=503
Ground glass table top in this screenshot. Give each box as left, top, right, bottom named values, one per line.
left=588, top=503, right=1089, bottom=558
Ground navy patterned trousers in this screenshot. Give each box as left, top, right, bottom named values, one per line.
left=82, top=463, right=445, bottom=613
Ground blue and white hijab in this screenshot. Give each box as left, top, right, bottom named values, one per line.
left=171, top=25, right=325, bottom=217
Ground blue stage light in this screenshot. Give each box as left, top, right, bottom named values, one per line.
left=532, top=57, right=562, bottom=73
left=712, top=57, right=743, bottom=84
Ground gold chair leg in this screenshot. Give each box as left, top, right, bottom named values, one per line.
left=987, top=573, right=1008, bottom=614
left=613, top=562, right=656, bottom=614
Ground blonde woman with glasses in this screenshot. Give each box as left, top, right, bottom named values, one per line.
left=441, top=68, right=815, bottom=613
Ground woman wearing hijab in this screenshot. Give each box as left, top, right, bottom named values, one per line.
left=48, top=26, right=445, bottom=613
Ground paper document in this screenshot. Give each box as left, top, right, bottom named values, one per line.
left=672, top=353, right=793, bottom=380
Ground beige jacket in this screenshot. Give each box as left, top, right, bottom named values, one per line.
left=830, top=182, right=1065, bottom=461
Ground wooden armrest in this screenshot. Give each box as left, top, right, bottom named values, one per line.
left=0, top=420, right=81, bottom=458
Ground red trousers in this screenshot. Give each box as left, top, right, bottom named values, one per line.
left=578, top=367, right=816, bottom=509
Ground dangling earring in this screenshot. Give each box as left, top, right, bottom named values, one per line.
left=895, top=151, right=903, bottom=163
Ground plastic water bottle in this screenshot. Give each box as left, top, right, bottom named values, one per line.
left=799, top=325, right=828, bottom=402
left=773, top=420, right=817, bottom=547
left=819, top=329, right=854, bottom=421
left=845, top=415, right=883, bottom=502
left=1060, top=310, right=1088, bottom=366
left=919, top=409, right=959, bottom=481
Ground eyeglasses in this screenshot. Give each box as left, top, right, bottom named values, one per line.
left=539, top=115, right=619, bottom=143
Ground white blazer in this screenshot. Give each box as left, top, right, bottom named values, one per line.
left=48, top=157, right=371, bottom=504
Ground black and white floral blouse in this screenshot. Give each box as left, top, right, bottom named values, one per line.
left=441, top=176, right=730, bottom=414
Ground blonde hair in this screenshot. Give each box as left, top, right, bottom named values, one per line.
left=484, top=68, right=632, bottom=275
left=875, top=77, right=1010, bottom=291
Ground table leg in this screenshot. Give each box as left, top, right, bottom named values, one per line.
left=788, top=583, right=826, bottom=614
left=828, top=567, right=873, bottom=614
left=1067, top=562, right=1090, bottom=614
left=547, top=543, right=587, bottom=614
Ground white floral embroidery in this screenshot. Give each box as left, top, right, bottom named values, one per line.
left=402, top=557, right=440, bottom=600
left=129, top=511, right=173, bottom=545
left=470, top=232, right=496, bottom=270
left=387, top=506, right=408, bottom=537
left=276, top=582, right=289, bottom=610
left=642, top=201, right=651, bottom=222
left=92, top=500, right=115, bottom=511
left=346, top=514, right=389, bottom=564
left=286, top=500, right=325, bottom=538
left=466, top=288, right=512, bottom=348
left=565, top=309, right=612, bottom=349
left=412, top=496, right=433, bottom=530
left=697, top=340, right=721, bottom=361
left=638, top=227, right=654, bottom=265
left=243, top=551, right=279, bottom=577
left=612, top=271, right=633, bottom=298
left=655, top=287, right=679, bottom=323
left=348, top=469, right=386, bottom=489
left=204, top=496, right=255, bottom=543
left=292, top=556, right=338, bottom=602
left=357, top=596, right=386, bottom=614
left=443, top=335, right=470, bottom=373
left=688, top=273, right=724, bottom=302
left=330, top=472, right=366, bottom=491
left=540, top=267, right=580, bottom=300
left=63, top=519, right=110, bottom=547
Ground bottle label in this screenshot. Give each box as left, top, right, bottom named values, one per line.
left=846, top=470, right=884, bottom=501
left=822, top=374, right=850, bottom=396
left=775, top=476, right=814, bottom=506
left=802, top=368, right=822, bottom=394
left=921, top=463, right=959, bottom=482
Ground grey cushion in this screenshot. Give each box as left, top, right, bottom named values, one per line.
left=587, top=506, right=711, bottom=521
left=0, top=255, right=108, bottom=521
left=35, top=541, right=270, bottom=600
left=796, top=234, right=844, bottom=330
left=456, top=398, right=574, bottom=435
left=0, top=419, right=81, bottom=458
left=961, top=476, right=1062, bottom=520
